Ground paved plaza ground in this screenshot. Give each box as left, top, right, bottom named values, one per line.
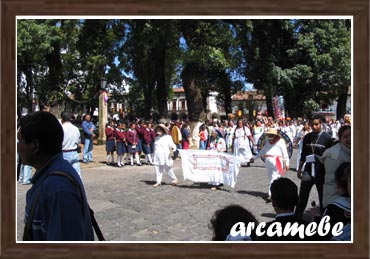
left=17, top=144, right=318, bottom=242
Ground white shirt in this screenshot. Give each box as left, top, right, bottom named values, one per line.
left=254, top=138, right=289, bottom=166
left=62, top=122, right=81, bottom=150
left=153, top=134, right=176, bottom=166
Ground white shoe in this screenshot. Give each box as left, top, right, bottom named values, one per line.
left=171, top=179, right=178, bottom=186
left=153, top=183, right=161, bottom=187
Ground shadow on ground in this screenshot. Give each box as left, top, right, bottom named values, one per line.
left=237, top=190, right=269, bottom=200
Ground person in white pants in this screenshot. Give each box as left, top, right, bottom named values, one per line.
left=152, top=124, right=178, bottom=187
left=250, top=128, right=289, bottom=202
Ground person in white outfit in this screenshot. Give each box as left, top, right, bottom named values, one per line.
left=250, top=128, right=289, bottom=202
left=294, top=121, right=311, bottom=171
left=232, top=118, right=255, bottom=166
left=152, top=124, right=178, bottom=187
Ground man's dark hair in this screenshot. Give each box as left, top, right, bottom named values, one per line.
left=270, top=178, right=298, bottom=211
left=310, top=115, right=323, bottom=124
left=335, top=162, right=351, bottom=197
left=61, top=111, right=72, bottom=122
left=19, top=111, right=63, bottom=155
left=209, top=204, right=258, bottom=241
left=338, top=125, right=351, bottom=140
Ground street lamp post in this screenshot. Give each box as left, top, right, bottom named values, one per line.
left=98, top=78, right=108, bottom=145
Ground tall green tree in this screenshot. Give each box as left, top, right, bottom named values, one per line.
left=239, top=19, right=296, bottom=118
left=17, top=19, right=61, bottom=112
left=76, top=19, right=125, bottom=112
left=120, top=20, right=180, bottom=120
left=289, top=19, right=351, bottom=119
left=180, top=20, right=242, bottom=122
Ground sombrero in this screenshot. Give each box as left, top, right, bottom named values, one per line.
left=265, top=128, right=279, bottom=136
left=155, top=124, right=168, bottom=134
left=257, top=128, right=293, bottom=159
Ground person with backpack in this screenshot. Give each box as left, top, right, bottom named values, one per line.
left=17, top=111, right=94, bottom=241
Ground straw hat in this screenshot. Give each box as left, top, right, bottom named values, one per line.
left=155, top=124, right=168, bottom=134
left=265, top=128, right=279, bottom=136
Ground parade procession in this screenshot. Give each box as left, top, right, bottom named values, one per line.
left=16, top=18, right=352, bottom=242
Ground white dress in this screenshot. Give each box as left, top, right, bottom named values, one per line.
left=232, top=126, right=253, bottom=163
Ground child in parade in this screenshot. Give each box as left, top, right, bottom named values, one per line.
left=137, top=121, right=154, bottom=165
left=115, top=121, right=127, bottom=167
left=105, top=120, right=116, bottom=165
left=250, top=128, right=289, bottom=202
left=126, top=123, right=142, bottom=166
left=152, top=124, right=178, bottom=187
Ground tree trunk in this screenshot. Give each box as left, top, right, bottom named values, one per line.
left=142, top=83, right=153, bottom=120
left=181, top=64, right=205, bottom=122
left=156, top=62, right=169, bottom=120
left=223, top=85, right=232, bottom=116
left=336, top=92, right=348, bottom=120
left=25, top=61, right=33, bottom=113
left=264, top=86, right=274, bottom=119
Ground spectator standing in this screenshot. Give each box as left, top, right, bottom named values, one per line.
left=181, top=122, right=191, bottom=150
left=81, top=114, right=96, bottom=164
left=321, top=125, right=351, bottom=208
left=198, top=125, right=208, bottom=150
left=18, top=111, right=94, bottom=241
left=259, top=178, right=309, bottom=241
left=61, top=111, right=82, bottom=178
left=294, top=121, right=312, bottom=171
left=296, top=116, right=333, bottom=219
left=171, top=121, right=182, bottom=160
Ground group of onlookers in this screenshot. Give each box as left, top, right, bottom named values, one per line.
left=209, top=115, right=351, bottom=241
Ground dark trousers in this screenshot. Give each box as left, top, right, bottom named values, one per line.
left=173, top=143, right=181, bottom=159
left=296, top=170, right=325, bottom=219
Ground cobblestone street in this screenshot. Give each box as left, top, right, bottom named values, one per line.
left=17, top=145, right=318, bottom=241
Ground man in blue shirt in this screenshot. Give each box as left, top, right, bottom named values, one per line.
left=18, top=111, right=94, bottom=241
left=81, top=114, right=96, bottom=163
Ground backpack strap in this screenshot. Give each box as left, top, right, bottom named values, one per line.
left=22, top=185, right=42, bottom=241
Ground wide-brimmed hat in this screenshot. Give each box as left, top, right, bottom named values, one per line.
left=155, top=124, right=168, bottom=134
left=265, top=128, right=280, bottom=136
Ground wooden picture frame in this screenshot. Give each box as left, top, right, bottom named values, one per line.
left=2, top=0, right=369, bottom=258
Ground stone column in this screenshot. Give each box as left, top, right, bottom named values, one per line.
left=98, top=92, right=108, bottom=145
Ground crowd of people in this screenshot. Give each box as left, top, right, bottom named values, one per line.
left=17, top=110, right=352, bottom=241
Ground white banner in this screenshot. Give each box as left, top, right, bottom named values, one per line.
left=178, top=150, right=241, bottom=188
